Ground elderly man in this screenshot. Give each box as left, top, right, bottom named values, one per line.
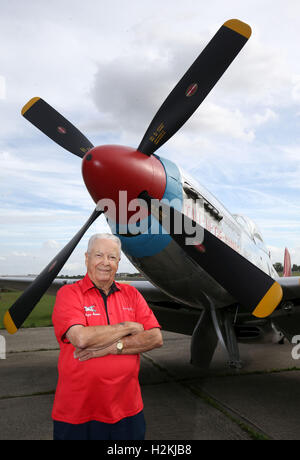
left=52, top=233, right=163, bottom=441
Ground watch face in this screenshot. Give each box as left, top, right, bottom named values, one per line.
left=117, top=341, right=123, bottom=351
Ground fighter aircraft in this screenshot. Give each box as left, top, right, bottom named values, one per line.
left=1, top=19, right=300, bottom=369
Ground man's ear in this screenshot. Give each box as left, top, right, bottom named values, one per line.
left=85, top=252, right=89, bottom=267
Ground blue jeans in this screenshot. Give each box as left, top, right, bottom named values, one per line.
left=53, top=410, right=146, bottom=440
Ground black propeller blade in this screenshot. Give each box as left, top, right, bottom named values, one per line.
left=3, top=208, right=103, bottom=334
left=138, top=19, right=251, bottom=156
left=22, top=97, right=94, bottom=158
left=139, top=191, right=283, bottom=318
left=10, top=19, right=255, bottom=334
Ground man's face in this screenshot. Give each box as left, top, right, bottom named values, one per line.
left=85, top=238, right=120, bottom=288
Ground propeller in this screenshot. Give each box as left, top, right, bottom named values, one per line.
left=139, top=191, right=283, bottom=318
left=137, top=19, right=251, bottom=156
left=4, top=208, right=103, bottom=334
left=6, top=19, right=253, bottom=333
left=22, top=97, right=94, bottom=158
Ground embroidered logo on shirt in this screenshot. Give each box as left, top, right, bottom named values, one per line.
left=122, top=307, right=134, bottom=312
left=84, top=306, right=101, bottom=317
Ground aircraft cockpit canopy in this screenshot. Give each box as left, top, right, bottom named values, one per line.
left=233, top=214, right=266, bottom=247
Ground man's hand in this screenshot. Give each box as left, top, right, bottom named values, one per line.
left=74, top=343, right=116, bottom=362
left=120, top=328, right=163, bottom=355
left=124, top=321, right=144, bottom=335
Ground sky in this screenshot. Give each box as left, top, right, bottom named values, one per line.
left=1, top=0, right=300, bottom=275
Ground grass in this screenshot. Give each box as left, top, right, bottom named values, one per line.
left=278, top=271, right=300, bottom=277
left=0, top=290, right=55, bottom=329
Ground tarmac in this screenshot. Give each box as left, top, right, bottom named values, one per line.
left=1, top=327, right=300, bottom=440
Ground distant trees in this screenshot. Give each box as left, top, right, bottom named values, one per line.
left=273, top=263, right=300, bottom=273
left=273, top=262, right=283, bottom=273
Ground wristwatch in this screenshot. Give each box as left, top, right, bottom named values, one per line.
left=116, top=340, right=124, bottom=354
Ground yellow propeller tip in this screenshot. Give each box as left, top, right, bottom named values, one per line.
left=3, top=311, right=18, bottom=334
left=224, top=19, right=252, bottom=39
left=252, top=282, right=283, bottom=318
left=21, top=97, right=40, bottom=116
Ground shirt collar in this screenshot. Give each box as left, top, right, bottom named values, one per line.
left=80, top=273, right=120, bottom=295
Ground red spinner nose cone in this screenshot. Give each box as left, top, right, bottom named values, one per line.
left=82, top=145, right=166, bottom=223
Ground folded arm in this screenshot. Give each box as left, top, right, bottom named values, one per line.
left=66, top=321, right=144, bottom=350
left=74, top=327, right=163, bottom=362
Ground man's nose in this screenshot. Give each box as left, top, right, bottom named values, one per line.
left=101, top=255, right=111, bottom=265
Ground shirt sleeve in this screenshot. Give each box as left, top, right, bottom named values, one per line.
left=132, top=287, right=161, bottom=331
left=52, top=284, right=87, bottom=344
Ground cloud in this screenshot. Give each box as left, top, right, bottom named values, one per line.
left=42, top=240, right=60, bottom=251
left=89, top=13, right=298, bottom=155
left=0, top=76, right=5, bottom=100
left=189, top=102, right=255, bottom=141
left=0, top=149, right=91, bottom=215
left=253, top=108, right=278, bottom=126
left=2, top=0, right=300, bottom=276
left=0, top=225, right=137, bottom=276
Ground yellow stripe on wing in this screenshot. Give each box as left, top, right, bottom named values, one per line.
left=252, top=281, right=283, bottom=318
left=21, top=97, right=40, bottom=116
left=224, top=19, right=252, bottom=39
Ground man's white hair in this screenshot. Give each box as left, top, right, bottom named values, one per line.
left=87, top=233, right=122, bottom=255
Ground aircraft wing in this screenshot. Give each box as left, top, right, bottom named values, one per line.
left=0, top=276, right=200, bottom=336
left=270, top=276, right=300, bottom=341
left=0, top=276, right=76, bottom=295
left=0, top=276, right=176, bottom=301
left=277, top=276, right=300, bottom=302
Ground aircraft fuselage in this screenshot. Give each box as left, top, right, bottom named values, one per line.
left=108, top=154, right=278, bottom=310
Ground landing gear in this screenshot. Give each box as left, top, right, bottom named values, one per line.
left=191, top=300, right=242, bottom=370
left=210, top=301, right=243, bottom=369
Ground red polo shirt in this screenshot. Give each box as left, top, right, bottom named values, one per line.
left=52, top=274, right=161, bottom=424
